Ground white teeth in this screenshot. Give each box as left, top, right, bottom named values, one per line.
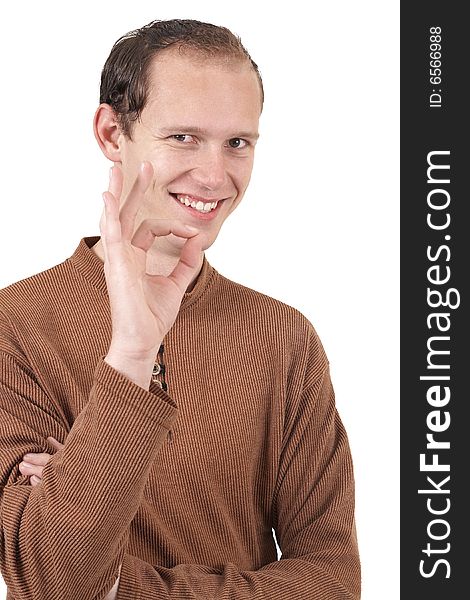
left=175, top=194, right=219, bottom=213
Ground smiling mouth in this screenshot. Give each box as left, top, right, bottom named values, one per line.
left=169, top=193, right=221, bottom=214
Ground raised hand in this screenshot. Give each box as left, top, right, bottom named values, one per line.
left=101, top=161, right=203, bottom=388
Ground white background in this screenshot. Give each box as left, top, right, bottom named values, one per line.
left=0, top=1, right=399, bottom=598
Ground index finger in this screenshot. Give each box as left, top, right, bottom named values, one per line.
left=131, top=219, right=199, bottom=253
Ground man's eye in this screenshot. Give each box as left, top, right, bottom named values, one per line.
left=227, top=138, right=248, bottom=149
left=172, top=134, right=193, bottom=143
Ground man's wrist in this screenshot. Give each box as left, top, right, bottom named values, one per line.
left=104, top=348, right=159, bottom=390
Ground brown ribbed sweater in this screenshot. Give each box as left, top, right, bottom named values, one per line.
left=0, top=237, right=360, bottom=599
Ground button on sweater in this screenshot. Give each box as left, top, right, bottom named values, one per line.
left=0, top=237, right=360, bottom=599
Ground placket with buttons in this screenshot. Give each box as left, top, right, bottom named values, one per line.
left=152, top=343, right=168, bottom=392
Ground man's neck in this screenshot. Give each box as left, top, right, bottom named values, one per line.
left=91, top=239, right=204, bottom=293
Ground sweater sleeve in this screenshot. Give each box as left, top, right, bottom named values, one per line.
left=111, top=365, right=360, bottom=599
left=0, top=322, right=178, bottom=600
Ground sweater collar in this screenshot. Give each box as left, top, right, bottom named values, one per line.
left=69, top=237, right=217, bottom=311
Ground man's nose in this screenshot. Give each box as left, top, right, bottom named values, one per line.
left=192, top=145, right=227, bottom=191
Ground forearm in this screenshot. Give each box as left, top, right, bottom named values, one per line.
left=107, top=552, right=360, bottom=600
left=1, top=360, right=177, bottom=600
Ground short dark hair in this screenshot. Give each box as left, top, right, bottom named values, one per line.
left=99, top=19, right=264, bottom=139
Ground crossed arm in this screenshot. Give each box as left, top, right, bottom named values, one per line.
left=3, top=357, right=360, bottom=599
left=19, top=439, right=120, bottom=600
left=10, top=366, right=360, bottom=599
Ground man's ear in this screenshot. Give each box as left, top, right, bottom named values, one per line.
left=93, top=104, right=123, bottom=162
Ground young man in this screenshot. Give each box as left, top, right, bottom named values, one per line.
left=0, top=19, right=361, bottom=599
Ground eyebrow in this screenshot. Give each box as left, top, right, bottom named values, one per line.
left=158, top=126, right=260, bottom=140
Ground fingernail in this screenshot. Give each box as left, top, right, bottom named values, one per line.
left=186, top=226, right=199, bottom=232
left=21, top=461, right=33, bottom=468
left=23, top=454, right=34, bottom=460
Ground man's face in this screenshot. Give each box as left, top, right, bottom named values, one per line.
left=116, top=49, right=262, bottom=255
